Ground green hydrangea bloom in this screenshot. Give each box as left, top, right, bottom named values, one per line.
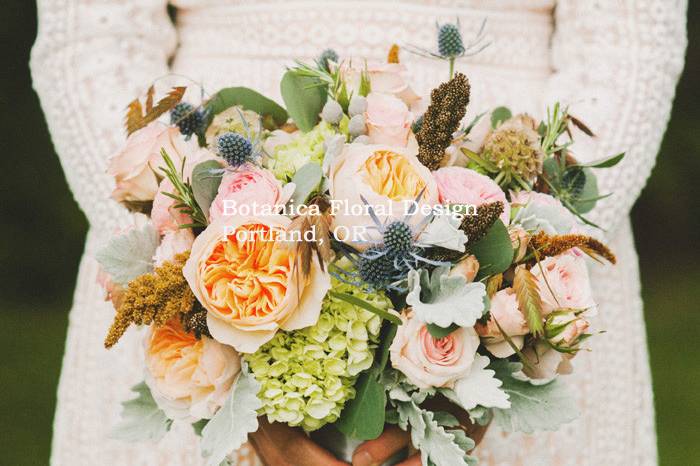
left=244, top=276, right=392, bottom=431
left=265, top=121, right=338, bottom=181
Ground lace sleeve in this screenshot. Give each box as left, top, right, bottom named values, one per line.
left=545, top=0, right=687, bottom=235
left=30, top=0, right=177, bottom=235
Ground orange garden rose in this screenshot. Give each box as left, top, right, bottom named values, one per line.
left=183, top=214, right=330, bottom=353
left=144, top=319, right=240, bottom=421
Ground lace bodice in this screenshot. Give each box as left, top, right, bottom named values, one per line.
left=31, top=1, right=687, bottom=465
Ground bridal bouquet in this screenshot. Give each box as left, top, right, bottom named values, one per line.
left=98, top=24, right=622, bottom=466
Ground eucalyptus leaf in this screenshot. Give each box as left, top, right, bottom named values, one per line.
left=569, top=167, right=599, bottom=214
left=111, top=382, right=172, bottom=442
left=96, top=223, right=159, bottom=286
left=206, top=87, right=288, bottom=127
left=201, top=367, right=262, bottom=466
left=289, top=162, right=323, bottom=206
left=573, top=152, right=625, bottom=169
left=191, top=160, right=224, bottom=219
left=490, top=106, right=512, bottom=128
left=280, top=71, right=327, bottom=132
left=468, top=219, right=513, bottom=279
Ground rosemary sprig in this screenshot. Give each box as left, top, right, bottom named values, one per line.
left=158, top=149, right=208, bottom=228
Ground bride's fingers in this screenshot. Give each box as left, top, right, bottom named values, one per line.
left=395, top=453, right=422, bottom=466
left=251, top=418, right=349, bottom=466
left=352, top=425, right=410, bottom=466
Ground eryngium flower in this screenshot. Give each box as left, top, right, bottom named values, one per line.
left=244, top=276, right=391, bottom=431
left=482, top=114, right=544, bottom=188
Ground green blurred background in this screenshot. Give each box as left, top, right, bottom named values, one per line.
left=1, top=2, right=698, bottom=465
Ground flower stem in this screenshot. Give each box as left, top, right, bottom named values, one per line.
left=449, top=58, right=455, bottom=79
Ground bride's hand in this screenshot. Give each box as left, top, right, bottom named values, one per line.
left=249, top=418, right=349, bottom=466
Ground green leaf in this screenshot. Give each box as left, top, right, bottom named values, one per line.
left=191, top=160, right=224, bottom=218
left=513, top=266, right=545, bottom=337
left=490, top=360, right=578, bottom=433
left=573, top=152, right=625, bottom=169
left=490, top=106, right=512, bottom=128
left=336, top=323, right=397, bottom=440
left=96, top=223, right=159, bottom=286
left=111, top=382, right=172, bottom=442
left=468, top=219, right=513, bottom=279
left=329, top=291, right=402, bottom=325
left=280, top=71, right=327, bottom=132
left=289, top=162, right=323, bottom=206
left=192, top=419, right=209, bottom=437
left=206, top=87, right=288, bottom=127
left=335, top=369, right=387, bottom=440
left=405, top=267, right=487, bottom=329
left=426, top=323, right=459, bottom=338
left=201, top=367, right=262, bottom=466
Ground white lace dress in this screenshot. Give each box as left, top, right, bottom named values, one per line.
left=31, top=1, right=687, bottom=465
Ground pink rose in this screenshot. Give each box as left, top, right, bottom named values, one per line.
left=390, top=310, right=479, bottom=389
left=476, top=288, right=529, bottom=358
left=521, top=341, right=573, bottom=380
left=531, top=254, right=595, bottom=315
left=433, top=167, right=510, bottom=225
left=153, top=228, right=195, bottom=266
left=208, top=165, right=293, bottom=222
left=145, top=319, right=240, bottom=420
left=342, top=61, right=420, bottom=106
left=365, top=93, right=413, bottom=147
left=151, top=179, right=191, bottom=233
left=107, top=122, right=197, bottom=202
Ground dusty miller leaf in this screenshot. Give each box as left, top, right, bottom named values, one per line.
left=406, top=267, right=486, bottom=329
left=201, top=367, right=262, bottom=466
left=490, top=360, right=579, bottom=433
left=96, top=223, right=159, bottom=286
left=447, top=354, right=510, bottom=410
left=418, top=213, right=468, bottom=252
left=111, top=382, right=172, bottom=442
left=396, top=401, right=471, bottom=466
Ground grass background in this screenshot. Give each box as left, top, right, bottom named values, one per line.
left=1, top=2, right=698, bottom=465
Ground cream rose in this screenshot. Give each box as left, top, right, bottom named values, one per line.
left=341, top=61, right=420, bottom=106
left=521, top=341, right=573, bottom=380
left=107, top=122, right=197, bottom=203
left=476, top=288, right=529, bottom=358
left=144, top=319, right=240, bottom=421
left=183, top=213, right=331, bottom=353
left=329, top=143, right=438, bottom=249
left=433, top=167, right=510, bottom=225
left=365, top=93, right=413, bottom=147
left=531, top=253, right=595, bottom=315
left=208, top=165, right=294, bottom=222
left=390, top=310, right=479, bottom=389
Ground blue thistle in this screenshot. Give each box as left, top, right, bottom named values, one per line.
left=438, top=23, right=466, bottom=58
left=170, top=102, right=208, bottom=139
left=383, top=221, right=414, bottom=256
left=358, top=247, right=395, bottom=288
left=216, top=132, right=253, bottom=167
left=318, top=48, right=339, bottom=71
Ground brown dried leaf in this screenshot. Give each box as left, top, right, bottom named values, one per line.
left=145, top=85, right=155, bottom=113
left=125, top=86, right=187, bottom=135
left=124, top=98, right=144, bottom=135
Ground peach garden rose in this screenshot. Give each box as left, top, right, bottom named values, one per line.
left=144, top=318, right=240, bottom=421
left=531, top=253, right=595, bottom=315
left=329, top=143, right=438, bottom=249
left=183, top=213, right=331, bottom=353
left=476, top=288, right=529, bottom=358
left=390, top=310, right=480, bottom=389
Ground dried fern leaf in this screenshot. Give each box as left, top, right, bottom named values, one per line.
left=513, top=265, right=544, bottom=337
